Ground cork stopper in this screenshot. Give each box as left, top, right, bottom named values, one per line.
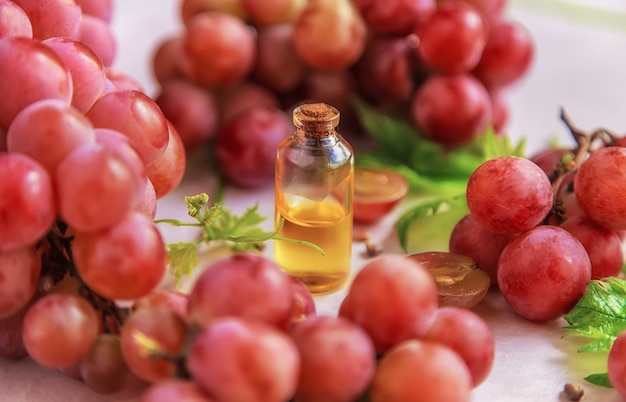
left=293, top=103, right=340, bottom=139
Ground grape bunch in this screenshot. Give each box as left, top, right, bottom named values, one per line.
left=449, top=110, right=625, bottom=323
left=0, top=0, right=188, bottom=393
left=120, top=252, right=494, bottom=402
left=153, top=0, right=534, bottom=188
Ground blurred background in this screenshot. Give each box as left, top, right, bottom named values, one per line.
left=110, top=0, right=626, bottom=155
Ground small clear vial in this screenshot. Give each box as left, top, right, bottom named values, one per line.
left=274, top=103, right=354, bottom=294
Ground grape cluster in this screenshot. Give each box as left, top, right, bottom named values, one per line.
left=449, top=111, right=626, bottom=322
left=131, top=253, right=495, bottom=402
left=154, top=0, right=534, bottom=188
left=0, top=0, right=187, bottom=392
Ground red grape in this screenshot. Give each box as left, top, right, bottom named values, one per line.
left=6, top=99, right=95, bottom=173
left=608, top=330, right=626, bottom=399
left=133, top=290, right=189, bottom=320
left=151, top=36, right=191, bottom=86
left=219, top=82, right=281, bottom=124
left=22, top=293, right=100, bottom=368
left=180, top=0, right=248, bottom=25
left=575, top=147, right=626, bottom=231
left=466, top=156, right=553, bottom=233
left=12, top=0, right=81, bottom=40
left=0, top=0, right=33, bottom=38
left=338, top=254, right=438, bottom=353
left=417, top=1, right=487, bottom=74
left=497, top=225, right=591, bottom=322
left=560, top=215, right=623, bottom=279
left=0, top=246, right=41, bottom=318
left=411, top=73, right=492, bottom=146
left=73, top=14, right=117, bottom=67
left=187, top=253, right=294, bottom=330
left=0, top=153, right=55, bottom=251
left=292, top=0, right=367, bottom=71
left=187, top=317, right=300, bottom=402
left=155, top=79, right=219, bottom=150
left=141, top=380, right=216, bottom=402
left=120, top=307, right=188, bottom=383
left=76, top=0, right=113, bottom=22
left=43, top=37, right=106, bottom=113
left=86, top=89, right=169, bottom=165
left=183, top=11, right=255, bottom=88
left=422, top=306, right=495, bottom=387
left=449, top=212, right=514, bottom=284
left=0, top=298, right=33, bottom=359
left=0, top=37, right=72, bottom=129
left=370, top=339, right=472, bottom=402
left=472, top=19, right=534, bottom=88
left=80, top=334, right=130, bottom=394
left=215, top=106, right=292, bottom=188
left=290, top=315, right=376, bottom=402
left=146, top=121, right=187, bottom=199
left=241, top=0, right=306, bottom=25
left=71, top=212, right=167, bottom=300
left=288, top=276, right=316, bottom=325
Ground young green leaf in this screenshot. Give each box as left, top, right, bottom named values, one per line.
left=156, top=193, right=324, bottom=287
left=584, top=373, right=613, bottom=388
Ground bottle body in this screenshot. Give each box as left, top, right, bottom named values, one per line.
left=274, top=103, right=354, bottom=294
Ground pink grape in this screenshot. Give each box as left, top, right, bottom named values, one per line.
left=133, top=289, right=189, bottom=319
left=411, top=73, right=492, bottom=146
left=422, top=306, right=495, bottom=387
left=0, top=37, right=72, bottom=129
left=241, top=0, right=306, bottom=25
left=608, top=330, right=626, bottom=399
left=6, top=99, right=95, bottom=173
left=370, top=339, right=472, bottom=402
left=0, top=153, right=55, bottom=251
left=135, top=178, right=158, bottom=219
left=354, top=0, right=435, bottom=35
left=0, top=246, right=41, bottom=318
left=86, top=89, right=169, bottom=165
left=437, top=0, right=505, bottom=19
left=489, top=88, right=509, bottom=133
left=120, top=307, right=189, bottom=383
left=22, top=293, right=100, bottom=369
left=252, top=24, right=307, bottom=93
left=93, top=127, right=146, bottom=192
left=141, top=380, right=216, bottom=402
left=215, top=106, right=292, bottom=188
left=12, top=0, right=81, bottom=40
left=43, top=37, right=106, bottom=113
left=575, top=147, right=626, bottom=231
left=104, top=68, right=143, bottom=92
left=187, top=317, right=300, bottom=402
left=155, top=79, right=219, bottom=150
left=449, top=212, right=514, bottom=284
left=497, top=225, right=591, bottom=322
left=187, top=253, right=294, bottom=330
left=466, top=156, right=553, bottom=233
left=54, top=142, right=143, bottom=232
left=151, top=36, right=193, bottom=85
left=472, top=19, right=534, bottom=88
left=146, top=122, right=186, bottom=199
left=76, top=0, right=113, bottom=22
left=80, top=334, right=130, bottom=394
left=290, top=315, right=376, bottom=402
left=338, top=254, right=438, bottom=353
left=74, top=14, right=117, bottom=67
left=0, top=0, right=33, bottom=38
left=417, top=1, right=487, bottom=74
left=292, top=0, right=367, bottom=71
left=560, top=215, right=624, bottom=279
left=71, top=212, right=167, bottom=300
left=0, top=298, right=33, bottom=359
left=288, top=276, right=316, bottom=325
left=355, top=36, right=415, bottom=103
left=183, top=11, right=255, bottom=88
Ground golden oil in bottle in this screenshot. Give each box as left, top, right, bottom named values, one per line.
left=274, top=103, right=354, bottom=294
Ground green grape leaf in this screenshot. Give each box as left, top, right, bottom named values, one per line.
left=584, top=373, right=613, bottom=388
left=164, top=241, right=200, bottom=286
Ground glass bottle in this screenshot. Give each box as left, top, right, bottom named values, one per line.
left=274, top=103, right=354, bottom=294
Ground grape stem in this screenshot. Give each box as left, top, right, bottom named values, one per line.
left=546, top=108, right=621, bottom=223
left=42, top=221, right=129, bottom=333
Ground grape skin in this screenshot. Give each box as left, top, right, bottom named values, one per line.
left=141, top=380, right=216, bottom=402
left=497, top=225, right=591, bottom=322
left=338, top=254, right=438, bottom=353
left=186, top=317, right=300, bottom=402
left=73, top=14, right=117, bottom=67
left=370, top=339, right=472, bottom=402
left=290, top=315, right=376, bottom=402
left=147, top=121, right=187, bottom=199
left=608, top=331, right=626, bottom=399
left=466, top=156, right=553, bottom=234
left=22, top=293, right=100, bottom=369
left=0, top=0, right=33, bottom=38
left=80, top=334, right=130, bottom=394
left=0, top=246, right=41, bottom=319
left=574, top=147, right=626, bottom=231
left=11, top=0, right=81, bottom=40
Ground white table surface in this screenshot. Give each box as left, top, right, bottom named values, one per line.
left=2, top=1, right=626, bottom=401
